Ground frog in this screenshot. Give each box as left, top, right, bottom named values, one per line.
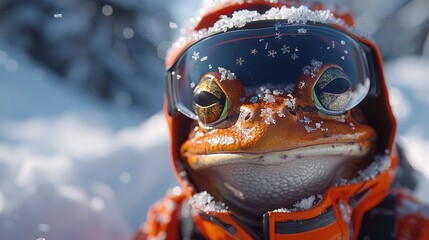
left=180, top=64, right=376, bottom=225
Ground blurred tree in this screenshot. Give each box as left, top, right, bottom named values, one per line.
left=0, top=0, right=174, bottom=115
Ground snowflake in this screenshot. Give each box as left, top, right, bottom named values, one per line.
left=303, top=59, right=323, bottom=78
left=275, top=32, right=283, bottom=39
left=190, top=82, right=195, bottom=88
left=344, top=50, right=348, bottom=54
left=304, top=125, right=315, bottom=133
left=291, top=53, right=299, bottom=60
left=341, top=56, right=345, bottom=60
left=208, top=64, right=213, bottom=69
left=265, top=42, right=269, bottom=50
left=176, top=74, right=182, bottom=80
left=273, top=89, right=284, bottom=96
left=240, top=97, right=246, bottom=103
left=285, top=94, right=296, bottom=109
left=263, top=94, right=276, bottom=103
left=261, top=108, right=276, bottom=124
left=218, top=67, right=236, bottom=81
left=300, top=116, right=312, bottom=124
left=236, top=57, right=245, bottom=65
left=332, top=40, right=336, bottom=48
left=250, top=96, right=259, bottom=103
left=281, top=45, right=290, bottom=54
left=350, top=122, right=355, bottom=130
left=192, top=51, right=200, bottom=60
left=200, top=56, right=208, bottom=61
left=251, top=49, right=258, bottom=55
left=341, top=40, right=346, bottom=45
left=295, top=47, right=299, bottom=52
left=297, top=28, right=307, bottom=33
left=298, top=81, right=305, bottom=89
left=268, top=50, right=277, bottom=58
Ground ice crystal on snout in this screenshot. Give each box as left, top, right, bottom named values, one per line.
left=300, top=116, right=312, bottom=124
left=261, top=108, right=276, bottom=124
left=285, top=94, right=296, bottom=109
left=263, top=94, right=276, bottom=103
left=190, top=192, right=228, bottom=213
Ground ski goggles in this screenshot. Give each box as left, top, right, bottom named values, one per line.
left=166, top=21, right=379, bottom=123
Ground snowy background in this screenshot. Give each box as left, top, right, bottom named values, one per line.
left=0, top=0, right=428, bottom=239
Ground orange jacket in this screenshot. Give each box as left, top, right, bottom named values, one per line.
left=135, top=187, right=429, bottom=240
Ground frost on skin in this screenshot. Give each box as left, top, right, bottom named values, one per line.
left=261, top=108, right=276, bottom=124
left=190, top=191, right=229, bottom=213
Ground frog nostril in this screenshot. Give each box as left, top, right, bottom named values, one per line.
left=244, top=112, right=252, bottom=121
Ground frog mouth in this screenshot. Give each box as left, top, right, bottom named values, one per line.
left=184, top=142, right=370, bottom=171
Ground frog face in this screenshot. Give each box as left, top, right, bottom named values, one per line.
left=180, top=64, right=376, bottom=217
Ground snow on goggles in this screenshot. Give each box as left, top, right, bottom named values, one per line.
left=166, top=22, right=377, bottom=125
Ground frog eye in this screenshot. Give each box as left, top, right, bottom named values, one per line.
left=312, top=66, right=352, bottom=115
left=193, top=74, right=229, bottom=125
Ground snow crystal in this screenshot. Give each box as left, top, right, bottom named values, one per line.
left=284, top=94, right=296, bottom=109
left=281, top=45, right=290, bottom=54
left=192, top=51, right=200, bottom=60
left=250, top=96, right=258, bottom=103
left=261, top=108, right=276, bottom=124
left=297, top=28, right=307, bottom=33
left=218, top=67, right=236, bottom=81
left=275, top=32, right=283, bottom=39
left=293, top=195, right=316, bottom=210
left=263, top=94, right=276, bottom=103
left=168, top=5, right=369, bottom=58
left=200, top=56, right=208, bottom=61
left=169, top=22, right=178, bottom=29
left=190, top=82, right=196, bottom=88
left=350, top=122, right=355, bottom=130
left=304, top=125, right=315, bottom=133
left=300, top=116, right=312, bottom=124
left=267, top=49, right=277, bottom=57
left=235, top=57, right=245, bottom=65
left=291, top=53, right=299, bottom=60
left=341, top=40, right=346, bottom=45
left=190, top=191, right=228, bottom=213
left=53, top=14, right=62, bottom=19
left=273, top=89, right=283, bottom=96
left=176, top=74, right=181, bottom=80
left=298, top=81, right=305, bottom=89
left=303, top=59, right=323, bottom=78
